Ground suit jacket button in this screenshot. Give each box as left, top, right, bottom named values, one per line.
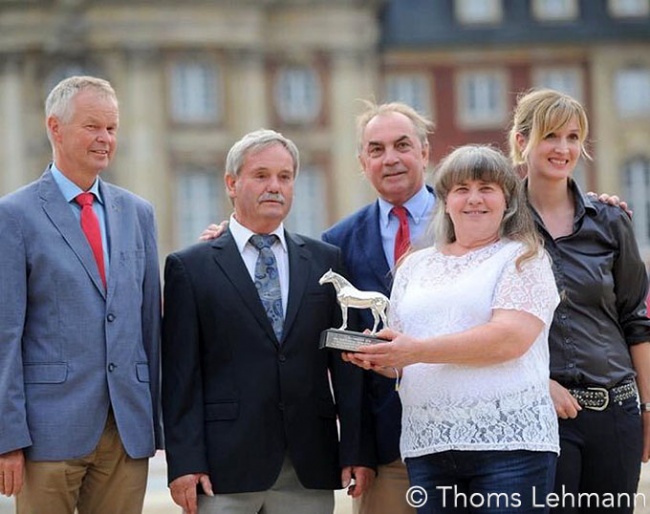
left=107, top=313, right=116, bottom=322
left=278, top=402, right=285, bottom=411
left=278, top=354, right=286, bottom=362
left=108, top=363, right=116, bottom=372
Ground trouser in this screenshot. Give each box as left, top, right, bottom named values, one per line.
left=16, top=409, right=149, bottom=514
left=406, top=450, right=557, bottom=514
left=552, top=395, right=642, bottom=514
left=198, top=456, right=334, bottom=514
left=353, top=458, right=415, bottom=514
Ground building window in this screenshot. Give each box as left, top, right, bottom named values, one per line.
left=170, top=58, right=220, bottom=123
left=532, top=0, right=579, bottom=21
left=623, top=158, right=650, bottom=246
left=274, top=66, right=322, bottom=125
left=615, top=68, right=650, bottom=118
left=384, top=74, right=432, bottom=117
left=285, top=165, right=326, bottom=238
left=454, top=0, right=503, bottom=24
left=457, top=70, right=508, bottom=128
left=608, top=0, right=650, bottom=17
left=533, top=67, right=584, bottom=101
left=175, top=168, right=221, bottom=249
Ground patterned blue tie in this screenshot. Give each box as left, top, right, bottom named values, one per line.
left=250, top=234, right=284, bottom=341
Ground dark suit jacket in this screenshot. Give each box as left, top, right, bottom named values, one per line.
left=161, top=229, right=375, bottom=493
left=322, top=201, right=401, bottom=465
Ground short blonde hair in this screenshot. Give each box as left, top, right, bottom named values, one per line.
left=45, top=75, right=117, bottom=145
left=508, top=88, right=590, bottom=166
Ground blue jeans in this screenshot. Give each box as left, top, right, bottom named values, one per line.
left=405, top=450, right=557, bottom=514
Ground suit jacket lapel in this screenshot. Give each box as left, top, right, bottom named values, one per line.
left=38, top=170, right=106, bottom=298
left=211, top=232, right=279, bottom=343
left=282, top=231, right=310, bottom=342
left=100, top=180, right=119, bottom=300
left=358, top=202, right=393, bottom=294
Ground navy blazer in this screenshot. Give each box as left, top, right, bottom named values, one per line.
left=161, top=230, right=375, bottom=493
left=322, top=186, right=435, bottom=465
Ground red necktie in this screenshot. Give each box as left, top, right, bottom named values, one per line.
left=392, top=205, right=411, bottom=263
left=75, top=192, right=106, bottom=288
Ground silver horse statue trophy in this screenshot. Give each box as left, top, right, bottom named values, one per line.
left=318, top=269, right=389, bottom=334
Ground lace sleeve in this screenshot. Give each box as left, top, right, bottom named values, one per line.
left=493, top=248, right=559, bottom=324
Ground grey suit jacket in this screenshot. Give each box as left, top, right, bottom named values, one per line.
left=0, top=168, right=162, bottom=461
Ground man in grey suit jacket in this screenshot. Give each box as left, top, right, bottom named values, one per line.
left=0, top=76, right=162, bottom=514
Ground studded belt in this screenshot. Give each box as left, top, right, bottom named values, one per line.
left=568, top=381, right=637, bottom=411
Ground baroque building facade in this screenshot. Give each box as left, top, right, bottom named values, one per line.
left=1, top=0, right=649, bottom=260
left=0, top=0, right=383, bottom=255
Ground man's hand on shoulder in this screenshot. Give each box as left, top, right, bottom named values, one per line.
left=198, top=221, right=229, bottom=241
left=587, top=192, right=632, bottom=217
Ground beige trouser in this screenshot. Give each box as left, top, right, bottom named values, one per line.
left=16, top=409, right=149, bottom=514
left=353, top=459, right=415, bottom=514
left=198, top=456, right=334, bottom=514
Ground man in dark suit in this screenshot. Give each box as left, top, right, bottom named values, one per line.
left=0, top=76, right=162, bottom=514
left=322, top=101, right=435, bottom=514
left=161, top=129, right=375, bottom=514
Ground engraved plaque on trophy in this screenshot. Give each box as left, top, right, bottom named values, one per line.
left=318, top=269, right=390, bottom=351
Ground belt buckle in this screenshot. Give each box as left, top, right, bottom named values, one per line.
left=586, top=386, right=609, bottom=411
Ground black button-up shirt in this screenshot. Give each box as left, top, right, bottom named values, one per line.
left=529, top=180, right=650, bottom=388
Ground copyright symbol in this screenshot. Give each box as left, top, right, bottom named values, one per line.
left=406, top=485, right=428, bottom=508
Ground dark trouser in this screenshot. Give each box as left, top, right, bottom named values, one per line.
left=553, top=396, right=642, bottom=514
left=405, top=450, right=557, bottom=514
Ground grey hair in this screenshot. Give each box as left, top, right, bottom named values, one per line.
left=425, top=144, right=541, bottom=269
left=356, top=100, right=434, bottom=155
left=45, top=75, right=117, bottom=143
left=225, top=129, right=300, bottom=179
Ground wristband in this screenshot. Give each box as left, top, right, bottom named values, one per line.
left=640, top=403, right=650, bottom=412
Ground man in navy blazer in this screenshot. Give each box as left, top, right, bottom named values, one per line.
left=322, top=101, right=435, bottom=514
left=162, top=129, right=375, bottom=514
left=0, top=76, right=162, bottom=514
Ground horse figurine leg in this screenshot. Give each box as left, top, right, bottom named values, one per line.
left=370, top=309, right=380, bottom=334
left=339, top=303, right=349, bottom=331
left=379, top=304, right=388, bottom=330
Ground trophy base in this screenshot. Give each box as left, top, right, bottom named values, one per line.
left=319, top=328, right=384, bottom=351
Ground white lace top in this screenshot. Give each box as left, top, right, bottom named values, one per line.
left=392, top=239, right=560, bottom=459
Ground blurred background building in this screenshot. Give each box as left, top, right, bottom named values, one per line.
left=0, top=0, right=649, bottom=261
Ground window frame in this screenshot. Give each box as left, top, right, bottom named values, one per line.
left=169, top=57, right=221, bottom=124
left=456, top=69, right=508, bottom=129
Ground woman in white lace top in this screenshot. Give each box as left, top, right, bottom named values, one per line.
left=345, top=145, right=560, bottom=513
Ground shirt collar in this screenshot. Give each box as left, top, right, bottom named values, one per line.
left=524, top=177, right=596, bottom=223
left=378, top=184, right=431, bottom=229
left=568, top=178, right=596, bottom=219
left=50, top=163, right=104, bottom=205
left=228, top=215, right=288, bottom=254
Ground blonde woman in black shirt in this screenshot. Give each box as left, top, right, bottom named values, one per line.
left=509, top=88, right=650, bottom=514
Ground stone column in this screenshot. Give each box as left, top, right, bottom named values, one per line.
left=329, top=49, right=378, bottom=220
left=0, top=56, right=27, bottom=195
left=226, top=49, right=268, bottom=136
left=114, top=47, right=172, bottom=254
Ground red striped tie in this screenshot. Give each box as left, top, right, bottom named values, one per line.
left=75, top=192, right=106, bottom=288
left=392, top=205, right=411, bottom=263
